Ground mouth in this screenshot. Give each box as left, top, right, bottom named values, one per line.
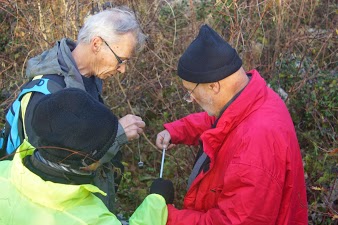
left=111, top=70, right=118, bottom=76
left=100, top=70, right=117, bottom=79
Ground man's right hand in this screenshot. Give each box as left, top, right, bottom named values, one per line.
left=119, top=114, right=145, bottom=141
left=156, top=129, right=175, bottom=149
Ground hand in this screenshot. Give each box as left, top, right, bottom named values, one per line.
left=119, top=114, right=146, bottom=141
left=156, top=130, right=176, bottom=150
left=150, top=178, right=174, bottom=204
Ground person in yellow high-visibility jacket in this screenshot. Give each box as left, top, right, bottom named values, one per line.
left=0, top=88, right=172, bottom=225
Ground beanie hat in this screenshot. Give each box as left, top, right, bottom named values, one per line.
left=177, top=24, right=242, bottom=83
left=31, top=88, right=118, bottom=168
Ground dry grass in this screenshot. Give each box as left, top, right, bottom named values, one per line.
left=0, top=0, right=337, bottom=223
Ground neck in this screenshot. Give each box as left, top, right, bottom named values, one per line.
left=229, top=67, right=249, bottom=95
left=72, top=43, right=93, bottom=77
left=215, top=67, right=249, bottom=116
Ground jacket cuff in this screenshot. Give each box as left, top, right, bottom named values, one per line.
left=116, top=122, right=128, bottom=145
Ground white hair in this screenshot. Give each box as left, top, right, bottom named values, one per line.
left=77, top=6, right=146, bottom=51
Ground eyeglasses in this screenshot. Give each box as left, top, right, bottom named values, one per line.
left=99, top=37, right=128, bottom=65
left=183, top=83, right=199, bottom=103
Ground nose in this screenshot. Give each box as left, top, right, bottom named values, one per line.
left=117, top=64, right=126, bottom=73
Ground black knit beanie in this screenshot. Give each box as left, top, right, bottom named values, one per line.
left=31, top=88, right=118, bottom=168
left=177, top=24, right=242, bottom=83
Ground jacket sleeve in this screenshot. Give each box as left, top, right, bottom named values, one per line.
left=129, top=194, right=168, bottom=225
left=166, top=164, right=284, bottom=225
left=164, top=112, right=216, bottom=146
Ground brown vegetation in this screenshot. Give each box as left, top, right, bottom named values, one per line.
left=0, top=0, right=337, bottom=223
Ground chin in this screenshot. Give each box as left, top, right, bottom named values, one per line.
left=97, top=71, right=116, bottom=80
left=108, top=71, right=118, bottom=78
left=99, top=73, right=112, bottom=80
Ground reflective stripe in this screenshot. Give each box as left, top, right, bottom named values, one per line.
left=21, top=75, right=43, bottom=141
left=4, top=78, right=62, bottom=154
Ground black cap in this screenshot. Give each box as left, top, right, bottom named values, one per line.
left=31, top=88, right=118, bottom=168
left=177, top=24, right=242, bottom=83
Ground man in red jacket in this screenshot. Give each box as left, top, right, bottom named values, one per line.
left=151, top=24, right=308, bottom=224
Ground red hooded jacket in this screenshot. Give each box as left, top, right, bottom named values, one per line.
left=164, top=70, right=308, bottom=225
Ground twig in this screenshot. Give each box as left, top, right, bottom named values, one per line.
left=21, top=49, right=35, bottom=78
left=115, top=75, right=162, bottom=153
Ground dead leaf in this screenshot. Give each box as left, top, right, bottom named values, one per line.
left=329, top=148, right=338, bottom=156
left=311, top=186, right=323, bottom=191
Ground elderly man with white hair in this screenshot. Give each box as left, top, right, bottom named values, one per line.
left=1, top=6, right=146, bottom=214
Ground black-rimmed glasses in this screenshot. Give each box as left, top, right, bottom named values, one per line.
left=183, top=83, right=200, bottom=103
left=99, top=36, right=128, bottom=65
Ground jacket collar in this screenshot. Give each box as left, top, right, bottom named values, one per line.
left=200, top=70, right=267, bottom=160
left=25, top=38, right=86, bottom=90
left=10, top=140, right=105, bottom=211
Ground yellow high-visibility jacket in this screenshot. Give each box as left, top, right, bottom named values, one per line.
left=0, top=140, right=167, bottom=225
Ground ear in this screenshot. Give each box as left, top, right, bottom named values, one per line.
left=91, top=36, right=102, bottom=54
left=208, top=81, right=221, bottom=94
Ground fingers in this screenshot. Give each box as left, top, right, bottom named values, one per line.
left=119, top=114, right=146, bottom=141
left=156, top=130, right=172, bottom=149
left=119, top=114, right=144, bottom=126
left=118, top=115, right=175, bottom=152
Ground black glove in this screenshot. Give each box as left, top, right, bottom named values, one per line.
left=150, top=178, right=174, bottom=204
